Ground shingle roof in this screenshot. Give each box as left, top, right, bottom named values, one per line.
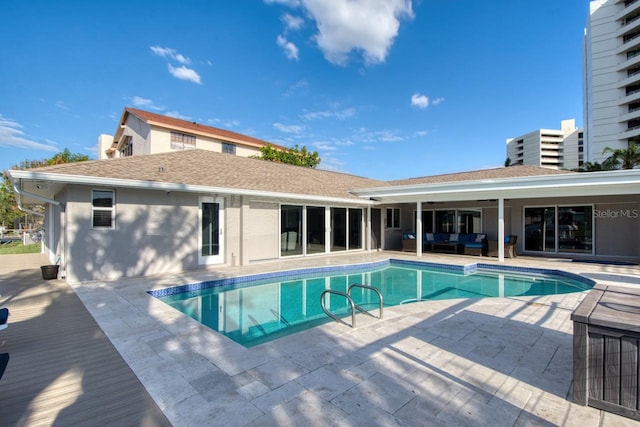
left=388, top=164, right=571, bottom=187
left=19, top=151, right=579, bottom=202
left=28, top=149, right=389, bottom=201
left=123, top=108, right=285, bottom=150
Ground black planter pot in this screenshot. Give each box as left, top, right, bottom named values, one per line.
left=40, top=265, right=59, bottom=280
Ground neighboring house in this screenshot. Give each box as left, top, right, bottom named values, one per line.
left=584, top=0, right=640, bottom=163
left=8, top=150, right=640, bottom=283
left=98, top=107, right=283, bottom=160
left=506, top=119, right=583, bottom=170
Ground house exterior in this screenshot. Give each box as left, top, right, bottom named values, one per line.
left=98, top=107, right=283, bottom=160
left=506, top=119, right=583, bottom=170
left=8, top=150, right=640, bottom=283
left=583, top=0, right=640, bottom=163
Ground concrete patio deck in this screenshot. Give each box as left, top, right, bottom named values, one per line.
left=2, top=252, right=640, bottom=426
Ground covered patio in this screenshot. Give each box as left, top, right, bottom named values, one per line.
left=357, top=168, right=640, bottom=263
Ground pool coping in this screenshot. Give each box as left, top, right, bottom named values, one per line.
left=147, top=258, right=596, bottom=298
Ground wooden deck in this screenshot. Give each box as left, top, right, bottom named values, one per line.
left=0, top=254, right=172, bottom=427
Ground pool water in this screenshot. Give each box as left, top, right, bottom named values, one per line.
left=152, top=261, right=593, bottom=347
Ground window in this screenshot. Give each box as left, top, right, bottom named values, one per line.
left=386, top=208, right=400, bottom=229
left=348, top=208, right=363, bottom=250
left=558, top=206, right=593, bottom=254
left=170, top=132, right=196, bottom=150
left=281, top=205, right=302, bottom=256
left=306, top=206, right=326, bottom=254
left=92, top=190, right=114, bottom=229
left=457, top=209, right=481, bottom=233
left=435, top=210, right=456, bottom=232
left=524, top=207, right=555, bottom=252
left=222, top=142, right=236, bottom=154
left=331, top=207, right=347, bottom=251
left=120, top=136, right=133, bottom=157
left=413, top=210, right=434, bottom=233
left=524, top=206, right=593, bottom=254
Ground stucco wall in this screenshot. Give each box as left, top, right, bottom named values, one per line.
left=508, top=195, right=640, bottom=260
left=245, top=200, right=279, bottom=262
left=63, top=185, right=200, bottom=282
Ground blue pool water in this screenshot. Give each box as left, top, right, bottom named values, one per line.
left=150, top=260, right=594, bottom=347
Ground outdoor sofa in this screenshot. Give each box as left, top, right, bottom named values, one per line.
left=402, top=232, right=487, bottom=256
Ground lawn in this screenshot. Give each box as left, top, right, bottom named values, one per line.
left=0, top=242, right=41, bottom=255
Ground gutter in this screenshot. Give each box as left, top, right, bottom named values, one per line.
left=8, top=170, right=375, bottom=206
left=11, top=178, right=61, bottom=217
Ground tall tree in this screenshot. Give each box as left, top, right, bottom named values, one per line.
left=252, top=144, right=321, bottom=168
left=0, top=149, right=91, bottom=229
left=602, top=140, right=640, bottom=170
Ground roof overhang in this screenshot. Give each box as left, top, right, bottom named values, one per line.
left=8, top=170, right=374, bottom=206
left=352, top=169, right=640, bottom=203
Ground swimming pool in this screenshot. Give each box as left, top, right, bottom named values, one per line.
left=150, top=260, right=594, bottom=347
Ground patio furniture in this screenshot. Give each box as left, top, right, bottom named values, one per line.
left=487, top=235, right=517, bottom=258
left=401, top=233, right=417, bottom=252
left=424, top=233, right=486, bottom=255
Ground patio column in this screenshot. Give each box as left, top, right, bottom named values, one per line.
left=498, top=197, right=505, bottom=262
left=367, top=206, right=372, bottom=253
left=416, top=201, right=423, bottom=257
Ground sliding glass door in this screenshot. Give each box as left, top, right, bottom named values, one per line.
left=199, top=197, right=224, bottom=264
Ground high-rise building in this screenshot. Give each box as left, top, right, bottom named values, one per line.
left=506, top=119, right=583, bottom=170
left=584, top=0, right=640, bottom=164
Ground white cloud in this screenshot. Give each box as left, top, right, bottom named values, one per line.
left=300, top=107, right=355, bottom=121
left=167, top=64, right=202, bottom=84
left=281, top=13, right=304, bottom=31
left=277, top=35, right=299, bottom=60
left=54, top=101, right=69, bottom=110
left=0, top=115, right=58, bottom=152
left=283, top=79, right=309, bottom=97
left=165, top=111, right=192, bottom=120
left=411, top=93, right=429, bottom=109
left=149, top=46, right=191, bottom=65
left=273, top=122, right=305, bottom=134
left=353, top=128, right=403, bottom=143
left=264, top=0, right=300, bottom=6
left=432, top=97, right=445, bottom=106
left=300, top=0, right=414, bottom=65
left=208, top=118, right=240, bottom=128
left=130, top=96, right=165, bottom=111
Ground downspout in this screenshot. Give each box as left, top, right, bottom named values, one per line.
left=12, top=178, right=64, bottom=270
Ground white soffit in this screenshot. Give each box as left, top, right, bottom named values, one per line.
left=352, top=170, right=640, bottom=203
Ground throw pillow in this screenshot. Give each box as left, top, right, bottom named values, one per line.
left=475, top=234, right=486, bottom=242
left=425, top=233, right=434, bottom=241
left=449, top=233, right=459, bottom=242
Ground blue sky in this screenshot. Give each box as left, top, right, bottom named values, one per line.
left=1, top=0, right=588, bottom=181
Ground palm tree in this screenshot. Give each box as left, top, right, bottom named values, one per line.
left=602, top=139, right=640, bottom=169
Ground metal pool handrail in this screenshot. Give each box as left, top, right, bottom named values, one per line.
left=348, top=284, right=383, bottom=320
left=320, top=284, right=383, bottom=328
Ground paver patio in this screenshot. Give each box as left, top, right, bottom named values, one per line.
left=2, top=252, right=640, bottom=426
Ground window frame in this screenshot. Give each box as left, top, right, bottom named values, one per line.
left=91, top=189, right=115, bottom=229
left=170, top=131, right=196, bottom=150
left=222, top=142, right=236, bottom=154
left=523, top=204, right=594, bottom=255
left=386, top=207, right=400, bottom=230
